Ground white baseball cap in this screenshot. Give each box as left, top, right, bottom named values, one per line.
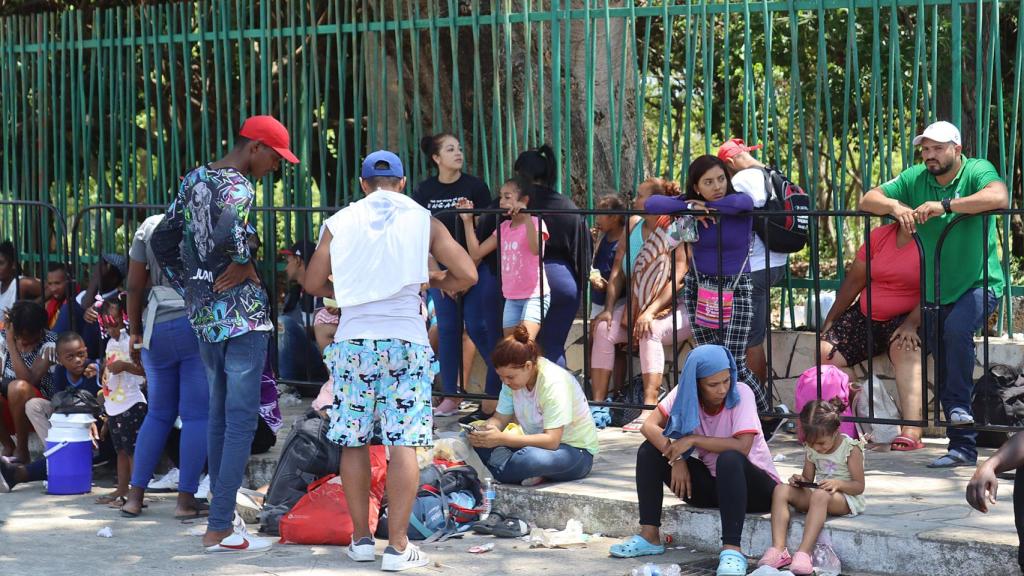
left=912, top=121, right=962, bottom=146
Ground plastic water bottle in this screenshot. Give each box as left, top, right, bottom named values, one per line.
left=630, top=563, right=681, bottom=576
left=480, top=477, right=495, bottom=520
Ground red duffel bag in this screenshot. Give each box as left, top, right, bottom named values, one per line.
left=279, top=445, right=387, bottom=545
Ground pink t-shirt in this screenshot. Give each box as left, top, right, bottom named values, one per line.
left=496, top=217, right=550, bottom=299
left=658, top=384, right=780, bottom=482
left=855, top=223, right=921, bottom=321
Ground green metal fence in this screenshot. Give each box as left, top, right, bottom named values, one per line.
left=1, top=1, right=1022, bottom=328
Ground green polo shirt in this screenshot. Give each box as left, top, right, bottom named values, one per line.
left=879, top=157, right=1004, bottom=305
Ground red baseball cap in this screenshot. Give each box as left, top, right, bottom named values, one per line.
left=239, top=116, right=299, bottom=164
left=716, top=138, right=763, bottom=162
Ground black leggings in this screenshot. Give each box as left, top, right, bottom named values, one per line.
left=1016, top=466, right=1023, bottom=573
left=636, top=440, right=777, bottom=547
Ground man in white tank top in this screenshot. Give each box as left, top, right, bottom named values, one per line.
left=304, top=150, right=477, bottom=572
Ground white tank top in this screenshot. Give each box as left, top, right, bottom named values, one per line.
left=335, top=283, right=428, bottom=346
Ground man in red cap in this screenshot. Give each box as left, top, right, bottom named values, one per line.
left=151, top=115, right=298, bottom=552
left=717, top=138, right=789, bottom=397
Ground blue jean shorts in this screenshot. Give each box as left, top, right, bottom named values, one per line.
left=502, top=294, right=551, bottom=328
left=325, top=338, right=438, bottom=447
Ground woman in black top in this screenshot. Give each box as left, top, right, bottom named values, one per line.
left=413, top=133, right=503, bottom=418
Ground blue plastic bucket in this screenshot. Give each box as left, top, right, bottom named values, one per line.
left=44, top=414, right=94, bottom=495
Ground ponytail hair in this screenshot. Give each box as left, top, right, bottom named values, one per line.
left=420, top=133, right=457, bottom=172
left=490, top=325, right=542, bottom=368
left=640, top=177, right=682, bottom=198
left=514, top=144, right=557, bottom=188
left=798, top=398, right=847, bottom=443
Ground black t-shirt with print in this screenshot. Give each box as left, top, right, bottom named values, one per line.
left=413, top=173, right=493, bottom=248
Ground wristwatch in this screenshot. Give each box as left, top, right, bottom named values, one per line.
left=941, top=197, right=953, bottom=214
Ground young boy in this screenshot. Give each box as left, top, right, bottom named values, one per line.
left=0, top=300, right=57, bottom=463
left=24, top=331, right=100, bottom=444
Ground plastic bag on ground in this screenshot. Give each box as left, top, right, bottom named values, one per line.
left=526, top=518, right=589, bottom=548
left=812, top=532, right=842, bottom=576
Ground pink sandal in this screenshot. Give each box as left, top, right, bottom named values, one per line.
left=789, top=551, right=814, bottom=575
left=757, top=547, right=792, bottom=568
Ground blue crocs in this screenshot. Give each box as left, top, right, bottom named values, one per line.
left=716, top=549, right=748, bottom=576
left=590, top=405, right=611, bottom=429
left=609, top=535, right=666, bottom=558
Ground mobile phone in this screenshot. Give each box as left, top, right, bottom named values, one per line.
left=459, top=423, right=478, bottom=433
left=795, top=480, right=820, bottom=489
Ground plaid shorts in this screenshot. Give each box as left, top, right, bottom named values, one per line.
left=685, top=271, right=769, bottom=412
left=325, top=338, right=437, bottom=447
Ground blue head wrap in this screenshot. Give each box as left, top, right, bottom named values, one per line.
left=663, top=344, right=741, bottom=440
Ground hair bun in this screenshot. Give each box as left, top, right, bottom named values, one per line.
left=665, top=180, right=682, bottom=197
left=512, top=324, right=531, bottom=343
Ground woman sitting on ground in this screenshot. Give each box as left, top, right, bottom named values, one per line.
left=467, top=326, right=599, bottom=486
left=818, top=221, right=924, bottom=451
left=590, top=178, right=692, bottom=431
left=610, top=344, right=779, bottom=576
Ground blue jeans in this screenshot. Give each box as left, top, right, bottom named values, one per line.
left=536, top=260, right=580, bottom=367
left=198, top=329, right=270, bottom=531
left=924, top=287, right=998, bottom=462
left=431, top=263, right=504, bottom=396
left=130, top=316, right=210, bottom=493
left=474, top=443, right=594, bottom=484
left=277, top=308, right=326, bottom=381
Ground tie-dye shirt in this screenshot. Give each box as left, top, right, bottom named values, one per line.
left=152, top=165, right=271, bottom=343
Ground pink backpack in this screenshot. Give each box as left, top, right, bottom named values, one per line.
left=794, top=365, right=858, bottom=441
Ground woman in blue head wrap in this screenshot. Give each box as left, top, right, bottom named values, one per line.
left=610, top=344, right=780, bottom=576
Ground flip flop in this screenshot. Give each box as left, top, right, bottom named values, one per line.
left=471, top=512, right=506, bottom=535
left=890, top=435, right=925, bottom=452
left=175, top=501, right=211, bottom=520
left=204, top=532, right=273, bottom=554
left=609, top=535, right=665, bottom=558
left=95, top=494, right=125, bottom=505
left=927, top=450, right=976, bottom=468
left=490, top=517, right=529, bottom=538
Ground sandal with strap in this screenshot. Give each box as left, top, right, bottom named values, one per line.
left=609, top=535, right=665, bottom=558
left=890, top=435, right=925, bottom=452
left=716, top=549, right=748, bottom=576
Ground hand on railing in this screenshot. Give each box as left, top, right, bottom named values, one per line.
left=913, top=201, right=945, bottom=225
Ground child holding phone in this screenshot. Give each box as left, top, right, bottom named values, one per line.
left=758, top=399, right=866, bottom=574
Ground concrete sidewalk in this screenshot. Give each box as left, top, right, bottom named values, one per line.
left=492, top=426, right=1018, bottom=576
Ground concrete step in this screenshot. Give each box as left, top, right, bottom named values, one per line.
left=491, top=429, right=1017, bottom=576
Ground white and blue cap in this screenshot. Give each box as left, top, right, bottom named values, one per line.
left=361, top=150, right=404, bottom=178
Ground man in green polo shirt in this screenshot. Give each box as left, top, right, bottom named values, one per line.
left=860, top=120, right=1008, bottom=468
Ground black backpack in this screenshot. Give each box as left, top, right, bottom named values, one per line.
left=972, top=364, right=1024, bottom=448
left=756, top=167, right=810, bottom=253
left=259, top=409, right=342, bottom=535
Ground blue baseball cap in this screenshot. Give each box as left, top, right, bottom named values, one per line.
left=361, top=150, right=404, bottom=178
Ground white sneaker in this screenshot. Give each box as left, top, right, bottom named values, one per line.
left=346, top=537, right=376, bottom=562
left=381, top=543, right=429, bottom=572
left=149, top=468, right=180, bottom=492
left=195, top=474, right=210, bottom=500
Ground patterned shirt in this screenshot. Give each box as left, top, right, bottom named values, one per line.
left=0, top=330, right=57, bottom=398
left=151, top=165, right=271, bottom=343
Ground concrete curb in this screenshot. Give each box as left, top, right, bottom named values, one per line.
left=496, top=483, right=1018, bottom=576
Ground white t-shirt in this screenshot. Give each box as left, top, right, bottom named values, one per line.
left=335, top=283, right=428, bottom=346
left=0, top=277, right=21, bottom=317
left=731, top=168, right=789, bottom=271
left=102, top=332, right=147, bottom=416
